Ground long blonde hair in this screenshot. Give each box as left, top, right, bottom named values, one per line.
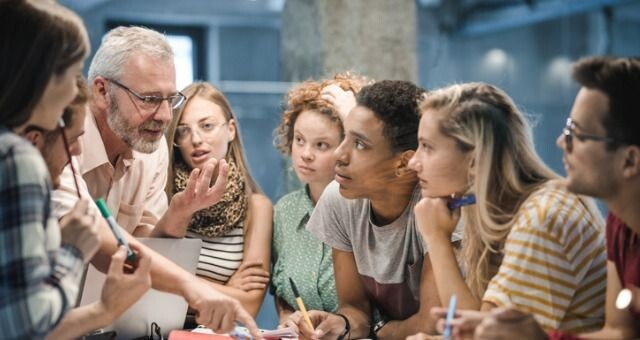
left=420, top=82, right=559, bottom=298
left=166, top=82, right=262, bottom=201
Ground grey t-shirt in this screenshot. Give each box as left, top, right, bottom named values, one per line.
left=306, top=181, right=426, bottom=320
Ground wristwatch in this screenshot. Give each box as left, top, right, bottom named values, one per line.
left=372, top=319, right=388, bottom=338
left=335, top=313, right=350, bottom=340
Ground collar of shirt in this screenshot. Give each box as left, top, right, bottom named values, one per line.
left=291, top=185, right=315, bottom=231
left=81, top=112, right=134, bottom=175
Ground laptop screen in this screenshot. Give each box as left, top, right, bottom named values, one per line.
left=78, top=238, right=202, bottom=338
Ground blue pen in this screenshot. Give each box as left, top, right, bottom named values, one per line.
left=447, top=194, right=476, bottom=210
left=229, top=326, right=253, bottom=339
left=443, top=294, right=457, bottom=340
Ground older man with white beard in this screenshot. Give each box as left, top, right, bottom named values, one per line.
left=52, top=26, right=261, bottom=336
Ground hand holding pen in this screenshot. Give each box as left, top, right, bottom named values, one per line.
left=286, top=278, right=347, bottom=339
left=95, top=198, right=137, bottom=264
left=59, top=199, right=101, bottom=263
left=289, top=278, right=314, bottom=330
left=443, top=295, right=457, bottom=340
left=285, top=309, right=350, bottom=340
left=431, top=306, right=484, bottom=340
left=447, top=194, right=476, bottom=210
left=431, top=305, right=543, bottom=340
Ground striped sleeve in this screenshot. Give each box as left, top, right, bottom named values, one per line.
left=482, top=186, right=606, bottom=332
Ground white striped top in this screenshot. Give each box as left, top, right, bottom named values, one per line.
left=482, top=181, right=606, bottom=333
left=186, top=225, right=244, bottom=284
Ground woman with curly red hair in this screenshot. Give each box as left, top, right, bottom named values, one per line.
left=271, top=73, right=368, bottom=325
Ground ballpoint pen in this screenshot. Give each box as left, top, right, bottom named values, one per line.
left=447, top=194, right=476, bottom=210
left=95, top=198, right=137, bottom=262
left=443, top=294, right=457, bottom=340
left=289, top=277, right=314, bottom=331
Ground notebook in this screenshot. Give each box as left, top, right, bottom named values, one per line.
left=167, top=326, right=298, bottom=340
left=79, top=238, right=203, bottom=339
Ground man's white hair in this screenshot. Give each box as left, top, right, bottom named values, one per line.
left=88, top=26, right=173, bottom=82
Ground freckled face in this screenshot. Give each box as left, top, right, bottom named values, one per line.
left=291, top=110, right=342, bottom=187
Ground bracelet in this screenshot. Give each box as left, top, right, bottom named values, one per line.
left=369, top=319, right=388, bottom=340
left=374, top=319, right=388, bottom=334
left=335, top=313, right=350, bottom=340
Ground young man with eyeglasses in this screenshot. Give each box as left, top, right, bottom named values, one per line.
left=52, top=26, right=261, bottom=337
left=422, top=56, right=640, bottom=340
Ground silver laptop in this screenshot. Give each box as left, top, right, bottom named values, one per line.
left=79, top=238, right=202, bottom=339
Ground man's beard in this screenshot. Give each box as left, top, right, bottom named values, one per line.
left=106, top=94, right=167, bottom=154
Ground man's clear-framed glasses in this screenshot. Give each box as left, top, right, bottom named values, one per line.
left=106, top=78, right=186, bottom=112
left=173, top=120, right=228, bottom=147
left=562, top=117, right=614, bottom=152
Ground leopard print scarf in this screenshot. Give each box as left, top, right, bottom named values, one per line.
left=173, top=156, right=248, bottom=238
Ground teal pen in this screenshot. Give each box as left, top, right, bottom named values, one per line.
left=95, top=199, right=137, bottom=262
left=443, top=294, right=457, bottom=340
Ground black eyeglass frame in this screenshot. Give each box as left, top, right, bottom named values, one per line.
left=106, top=78, right=186, bottom=111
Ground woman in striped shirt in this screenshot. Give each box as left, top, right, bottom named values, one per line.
left=407, top=83, right=606, bottom=335
left=165, top=82, right=272, bottom=317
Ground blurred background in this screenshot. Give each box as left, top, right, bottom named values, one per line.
left=60, top=0, right=640, bottom=328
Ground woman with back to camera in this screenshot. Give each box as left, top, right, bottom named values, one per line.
left=0, top=1, right=151, bottom=338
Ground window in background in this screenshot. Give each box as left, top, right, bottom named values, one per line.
left=166, top=35, right=194, bottom=90
left=105, top=21, right=205, bottom=90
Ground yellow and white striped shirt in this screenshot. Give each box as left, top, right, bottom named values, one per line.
left=482, top=181, right=606, bottom=333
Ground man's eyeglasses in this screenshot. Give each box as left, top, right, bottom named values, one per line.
left=173, top=121, right=228, bottom=147
left=106, top=78, right=186, bottom=112
left=562, top=117, right=614, bottom=152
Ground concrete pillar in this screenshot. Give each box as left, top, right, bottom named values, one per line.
left=279, top=0, right=418, bottom=196
left=282, top=0, right=418, bottom=82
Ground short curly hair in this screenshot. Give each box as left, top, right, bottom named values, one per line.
left=275, top=72, right=370, bottom=155
left=356, top=80, right=426, bottom=154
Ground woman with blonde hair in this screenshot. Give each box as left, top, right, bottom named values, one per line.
left=165, top=82, right=272, bottom=317
left=271, top=73, right=368, bottom=325
left=408, top=82, right=607, bottom=336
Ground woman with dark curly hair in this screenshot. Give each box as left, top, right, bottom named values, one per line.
left=286, top=80, right=459, bottom=339
left=271, top=73, right=368, bottom=326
